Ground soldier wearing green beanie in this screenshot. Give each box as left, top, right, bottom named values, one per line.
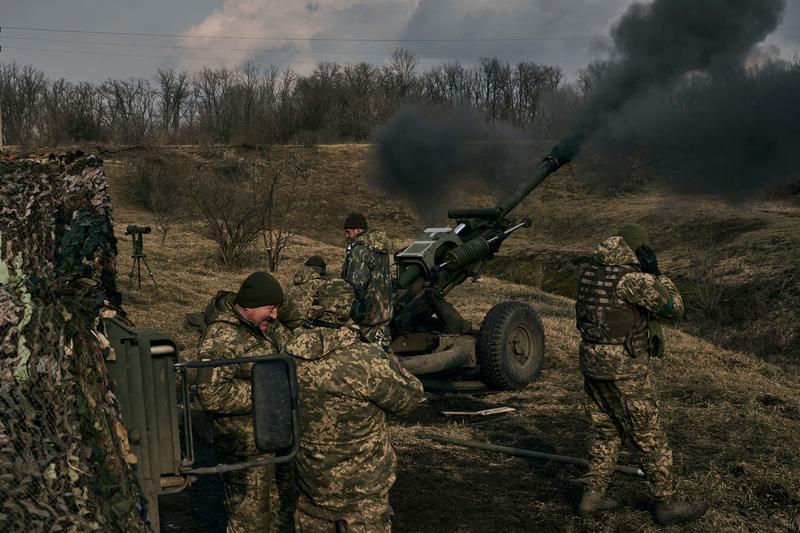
left=341, top=212, right=394, bottom=349
left=195, top=271, right=295, bottom=532
left=574, top=225, right=707, bottom=525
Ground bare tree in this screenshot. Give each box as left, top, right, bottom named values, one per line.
left=156, top=68, right=191, bottom=137
left=190, top=159, right=271, bottom=267
left=101, top=78, right=156, bottom=143
left=194, top=67, right=237, bottom=143
left=258, top=154, right=308, bottom=272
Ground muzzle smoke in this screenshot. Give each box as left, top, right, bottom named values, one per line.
left=373, top=0, right=796, bottom=209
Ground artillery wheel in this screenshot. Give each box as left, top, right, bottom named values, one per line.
left=477, top=301, right=545, bottom=390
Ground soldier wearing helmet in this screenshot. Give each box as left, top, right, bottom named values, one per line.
left=283, top=278, right=423, bottom=532
left=574, top=224, right=707, bottom=526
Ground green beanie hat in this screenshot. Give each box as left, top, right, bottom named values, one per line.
left=304, top=255, right=327, bottom=275
left=314, top=279, right=356, bottom=320
left=236, top=271, right=284, bottom=308
left=343, top=212, right=368, bottom=230
left=617, top=224, right=650, bottom=251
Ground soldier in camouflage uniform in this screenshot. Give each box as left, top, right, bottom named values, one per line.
left=341, top=212, right=393, bottom=350
left=283, top=278, right=424, bottom=532
left=279, top=257, right=329, bottom=328
left=574, top=224, right=707, bottom=526
left=195, top=271, right=295, bottom=533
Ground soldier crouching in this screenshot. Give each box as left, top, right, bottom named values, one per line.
left=283, top=278, right=424, bottom=532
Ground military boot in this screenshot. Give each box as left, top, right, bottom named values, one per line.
left=578, top=489, right=618, bottom=517
left=653, top=496, right=708, bottom=525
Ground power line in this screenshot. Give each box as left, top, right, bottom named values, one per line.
left=0, top=45, right=443, bottom=67
left=2, top=24, right=609, bottom=43
left=1, top=36, right=413, bottom=55
left=4, top=24, right=799, bottom=42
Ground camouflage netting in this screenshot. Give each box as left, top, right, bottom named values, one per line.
left=0, top=152, right=148, bottom=532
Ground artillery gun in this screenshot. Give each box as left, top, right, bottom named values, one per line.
left=390, top=139, right=576, bottom=390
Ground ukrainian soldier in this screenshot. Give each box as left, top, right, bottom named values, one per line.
left=574, top=224, right=707, bottom=525
left=279, top=256, right=329, bottom=328
left=195, top=271, right=295, bottom=533
left=283, top=278, right=424, bottom=532
left=341, top=212, right=393, bottom=349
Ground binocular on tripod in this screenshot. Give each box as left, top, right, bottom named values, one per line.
left=126, top=225, right=157, bottom=289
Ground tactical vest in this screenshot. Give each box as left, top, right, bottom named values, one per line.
left=575, top=264, right=650, bottom=358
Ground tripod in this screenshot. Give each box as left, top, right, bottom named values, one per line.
left=128, top=233, right=158, bottom=289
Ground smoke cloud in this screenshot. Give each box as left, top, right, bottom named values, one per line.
left=370, top=106, right=528, bottom=219
left=582, top=0, right=798, bottom=195
left=373, top=0, right=797, bottom=211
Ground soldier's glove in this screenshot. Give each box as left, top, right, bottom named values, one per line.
left=635, top=244, right=662, bottom=277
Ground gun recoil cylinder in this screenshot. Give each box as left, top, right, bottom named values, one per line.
left=441, top=237, right=491, bottom=270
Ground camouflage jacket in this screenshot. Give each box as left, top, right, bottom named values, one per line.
left=195, top=291, right=292, bottom=455
left=341, top=230, right=393, bottom=327
left=578, top=236, right=684, bottom=380
left=284, top=322, right=424, bottom=516
left=279, top=265, right=327, bottom=327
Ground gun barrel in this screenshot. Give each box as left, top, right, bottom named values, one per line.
left=497, top=136, right=580, bottom=216
left=498, top=157, right=559, bottom=215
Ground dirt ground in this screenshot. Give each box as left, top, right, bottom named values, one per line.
left=99, top=148, right=800, bottom=532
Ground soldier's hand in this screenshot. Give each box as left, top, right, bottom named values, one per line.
left=636, top=244, right=662, bottom=277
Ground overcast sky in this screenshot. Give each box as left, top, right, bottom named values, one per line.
left=2, top=0, right=799, bottom=82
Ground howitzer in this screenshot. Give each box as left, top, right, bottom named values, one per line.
left=390, top=139, right=576, bottom=390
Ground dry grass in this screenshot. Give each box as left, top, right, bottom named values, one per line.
left=103, top=146, right=800, bottom=532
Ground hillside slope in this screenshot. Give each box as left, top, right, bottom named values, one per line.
left=108, top=199, right=800, bottom=532
left=104, top=143, right=800, bottom=364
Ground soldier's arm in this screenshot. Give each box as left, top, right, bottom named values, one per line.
left=363, top=351, right=424, bottom=416
left=617, top=273, right=684, bottom=318
left=342, top=245, right=373, bottom=290
left=195, top=322, right=252, bottom=415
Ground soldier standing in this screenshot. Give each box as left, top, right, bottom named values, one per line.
left=195, top=271, right=295, bottom=533
left=283, top=278, right=424, bottom=532
left=574, top=224, right=707, bottom=525
left=341, top=212, right=393, bottom=349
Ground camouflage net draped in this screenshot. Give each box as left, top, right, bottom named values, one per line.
left=0, top=152, right=147, bottom=532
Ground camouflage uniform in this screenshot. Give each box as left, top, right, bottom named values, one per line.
left=196, top=291, right=293, bottom=533
left=279, top=265, right=328, bottom=327
left=341, top=230, right=393, bottom=349
left=283, top=287, right=423, bottom=532
left=575, top=236, right=684, bottom=501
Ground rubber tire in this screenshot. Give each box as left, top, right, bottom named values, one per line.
left=477, top=301, right=545, bottom=390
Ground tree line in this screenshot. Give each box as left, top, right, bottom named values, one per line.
left=0, top=50, right=586, bottom=147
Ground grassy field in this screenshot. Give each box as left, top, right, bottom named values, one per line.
left=103, top=145, right=800, bottom=532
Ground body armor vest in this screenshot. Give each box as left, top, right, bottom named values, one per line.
left=575, top=264, right=650, bottom=358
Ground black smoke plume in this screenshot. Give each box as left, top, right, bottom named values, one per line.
left=579, top=0, right=798, bottom=196
left=370, top=106, right=528, bottom=219
left=372, top=0, right=796, bottom=212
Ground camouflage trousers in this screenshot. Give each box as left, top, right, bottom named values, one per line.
left=220, top=459, right=275, bottom=533
left=583, top=374, right=676, bottom=500
left=295, top=495, right=391, bottom=533
left=218, top=455, right=297, bottom=533
left=361, top=324, right=392, bottom=351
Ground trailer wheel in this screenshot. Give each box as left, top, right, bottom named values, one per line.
left=477, top=301, right=545, bottom=390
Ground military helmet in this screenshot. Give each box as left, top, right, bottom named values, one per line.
left=343, top=212, right=368, bottom=230
left=304, top=255, right=327, bottom=275
left=313, top=279, right=356, bottom=321
left=617, top=223, right=650, bottom=251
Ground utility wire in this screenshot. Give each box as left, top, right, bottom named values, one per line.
left=1, top=36, right=419, bottom=55
left=2, top=24, right=609, bottom=42
left=0, top=45, right=443, bottom=66
left=3, top=24, right=799, bottom=42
